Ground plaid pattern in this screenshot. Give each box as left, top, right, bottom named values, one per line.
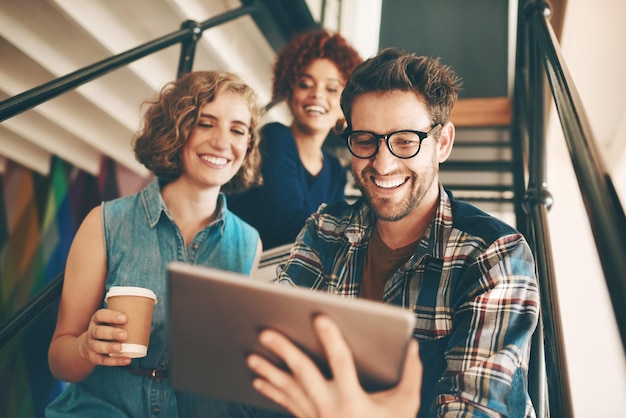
left=277, top=185, right=539, bottom=417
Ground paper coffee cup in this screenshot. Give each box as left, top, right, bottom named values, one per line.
left=105, top=286, right=158, bottom=358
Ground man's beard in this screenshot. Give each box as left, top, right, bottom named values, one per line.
left=353, top=166, right=437, bottom=222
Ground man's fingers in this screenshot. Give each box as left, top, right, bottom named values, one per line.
left=247, top=350, right=294, bottom=390
left=257, top=328, right=328, bottom=390
left=247, top=353, right=313, bottom=417
left=249, top=329, right=330, bottom=416
left=248, top=318, right=423, bottom=418
left=313, top=315, right=360, bottom=389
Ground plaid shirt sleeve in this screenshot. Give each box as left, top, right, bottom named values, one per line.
left=274, top=195, right=540, bottom=417
left=275, top=210, right=327, bottom=288
left=432, top=233, right=539, bottom=417
left=275, top=201, right=363, bottom=296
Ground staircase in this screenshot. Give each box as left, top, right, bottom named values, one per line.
left=443, top=126, right=515, bottom=224
left=3, top=1, right=625, bottom=417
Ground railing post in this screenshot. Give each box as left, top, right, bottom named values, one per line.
left=177, top=20, right=202, bottom=78
left=522, top=1, right=574, bottom=417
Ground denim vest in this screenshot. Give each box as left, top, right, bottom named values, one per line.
left=46, top=179, right=260, bottom=418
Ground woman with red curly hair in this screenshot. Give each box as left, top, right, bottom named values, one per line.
left=229, top=29, right=363, bottom=250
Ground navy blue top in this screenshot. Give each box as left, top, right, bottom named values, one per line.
left=228, top=122, right=346, bottom=249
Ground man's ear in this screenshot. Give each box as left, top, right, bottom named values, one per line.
left=437, top=121, right=455, bottom=163
left=333, top=118, right=347, bottom=135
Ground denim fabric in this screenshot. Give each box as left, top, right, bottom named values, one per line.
left=46, top=179, right=259, bottom=417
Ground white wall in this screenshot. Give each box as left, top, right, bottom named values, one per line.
left=546, top=1, right=626, bottom=416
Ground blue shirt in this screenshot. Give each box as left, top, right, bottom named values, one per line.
left=228, top=122, right=347, bottom=249
left=276, top=185, right=539, bottom=417
left=46, top=179, right=260, bottom=417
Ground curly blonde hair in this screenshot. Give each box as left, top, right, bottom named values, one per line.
left=133, top=71, right=264, bottom=193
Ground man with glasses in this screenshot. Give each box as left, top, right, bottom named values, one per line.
left=247, top=48, right=539, bottom=417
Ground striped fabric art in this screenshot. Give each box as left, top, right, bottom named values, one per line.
left=0, top=156, right=149, bottom=418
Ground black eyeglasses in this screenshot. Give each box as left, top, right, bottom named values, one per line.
left=343, top=124, right=442, bottom=159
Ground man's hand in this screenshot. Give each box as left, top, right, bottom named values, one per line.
left=246, top=314, right=422, bottom=418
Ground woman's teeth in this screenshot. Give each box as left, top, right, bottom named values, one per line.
left=201, top=155, right=227, bottom=165
left=305, top=105, right=326, bottom=114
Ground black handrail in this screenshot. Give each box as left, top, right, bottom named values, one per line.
left=516, top=2, right=574, bottom=416
left=511, top=49, right=552, bottom=417
left=0, top=273, right=64, bottom=348
left=528, top=1, right=626, bottom=349
left=0, top=1, right=261, bottom=123
left=0, top=1, right=264, bottom=353
left=514, top=0, right=626, bottom=416
left=0, top=0, right=317, bottom=354
left=526, top=3, right=575, bottom=417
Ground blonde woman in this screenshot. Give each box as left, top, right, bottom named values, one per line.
left=47, top=71, right=264, bottom=416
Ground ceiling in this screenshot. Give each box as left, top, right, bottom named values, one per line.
left=379, top=0, right=512, bottom=99
left=0, top=0, right=291, bottom=177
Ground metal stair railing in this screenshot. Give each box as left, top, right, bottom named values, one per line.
left=0, top=1, right=269, bottom=353
left=513, top=0, right=626, bottom=416
left=0, top=274, right=64, bottom=348
left=0, top=0, right=317, bottom=350
left=0, top=1, right=266, bottom=354
left=0, top=1, right=261, bottom=123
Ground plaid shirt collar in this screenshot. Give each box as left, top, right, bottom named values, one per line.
left=345, top=183, right=453, bottom=263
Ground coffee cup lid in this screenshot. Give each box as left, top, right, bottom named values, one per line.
left=105, top=286, right=158, bottom=304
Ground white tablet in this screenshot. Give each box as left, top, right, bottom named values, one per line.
left=167, top=262, right=416, bottom=413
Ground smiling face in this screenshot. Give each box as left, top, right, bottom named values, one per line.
left=351, top=90, right=454, bottom=222
left=288, top=58, right=345, bottom=136
left=181, top=91, right=252, bottom=190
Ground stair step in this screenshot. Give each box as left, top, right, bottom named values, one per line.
left=451, top=195, right=514, bottom=203
left=441, top=160, right=512, bottom=171
left=453, top=141, right=511, bottom=148
left=446, top=184, right=512, bottom=192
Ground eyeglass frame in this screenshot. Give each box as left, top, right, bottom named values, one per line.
left=343, top=124, right=442, bottom=159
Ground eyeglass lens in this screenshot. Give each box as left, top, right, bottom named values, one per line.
left=348, top=131, right=422, bottom=158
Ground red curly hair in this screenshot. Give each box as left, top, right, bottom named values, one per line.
left=272, top=29, right=363, bottom=104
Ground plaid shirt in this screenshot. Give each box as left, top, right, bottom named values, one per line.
left=277, top=185, right=539, bottom=417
